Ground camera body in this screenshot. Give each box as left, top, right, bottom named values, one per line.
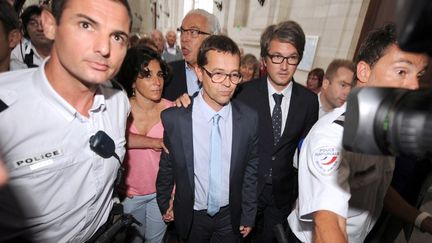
left=343, top=87, right=432, bottom=157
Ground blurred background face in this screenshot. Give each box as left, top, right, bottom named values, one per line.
left=240, top=63, right=255, bottom=82
left=135, top=59, right=164, bottom=102
left=322, top=67, right=354, bottom=109
left=306, top=74, right=320, bottom=90
left=151, top=30, right=164, bottom=54
left=180, top=13, right=210, bottom=66
left=166, top=31, right=176, bottom=47
left=26, top=14, right=51, bottom=47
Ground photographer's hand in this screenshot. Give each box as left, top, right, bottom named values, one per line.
left=420, top=216, right=432, bottom=234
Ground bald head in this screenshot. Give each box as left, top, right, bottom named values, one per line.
left=166, top=30, right=176, bottom=48
left=151, top=29, right=164, bottom=54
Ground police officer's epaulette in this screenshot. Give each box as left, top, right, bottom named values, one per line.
left=333, top=112, right=345, bottom=127
left=0, top=99, right=8, bottom=113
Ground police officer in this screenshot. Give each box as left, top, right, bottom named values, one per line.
left=288, top=23, right=432, bottom=242
left=0, top=0, right=132, bottom=242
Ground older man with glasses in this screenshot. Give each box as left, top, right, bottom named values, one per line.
left=162, top=9, right=220, bottom=101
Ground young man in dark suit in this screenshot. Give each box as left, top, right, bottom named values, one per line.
left=162, top=9, right=220, bottom=101
left=236, top=21, right=319, bottom=242
left=156, top=35, right=259, bottom=243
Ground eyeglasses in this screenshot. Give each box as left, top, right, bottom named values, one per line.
left=177, top=27, right=211, bottom=38
left=267, top=54, right=300, bottom=65
left=27, top=19, right=42, bottom=29
left=202, top=67, right=242, bottom=84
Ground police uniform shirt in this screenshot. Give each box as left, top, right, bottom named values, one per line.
left=0, top=60, right=130, bottom=242
left=287, top=103, right=395, bottom=243
left=317, top=92, right=328, bottom=119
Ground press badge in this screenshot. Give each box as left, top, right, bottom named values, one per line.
left=13, top=149, right=63, bottom=170
left=312, top=146, right=341, bottom=175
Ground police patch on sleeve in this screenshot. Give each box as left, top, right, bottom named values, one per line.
left=312, top=146, right=341, bottom=175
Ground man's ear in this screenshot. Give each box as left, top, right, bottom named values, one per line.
left=322, top=78, right=330, bottom=89
left=356, top=61, right=371, bottom=86
left=8, top=29, right=21, bottom=49
left=194, top=66, right=203, bottom=83
left=41, top=9, right=56, bottom=40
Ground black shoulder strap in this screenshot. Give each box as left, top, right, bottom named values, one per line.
left=333, top=112, right=345, bottom=127
left=0, top=99, right=8, bottom=113
left=24, top=49, right=38, bottom=68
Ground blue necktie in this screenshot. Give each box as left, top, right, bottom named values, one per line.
left=207, top=114, right=222, bottom=216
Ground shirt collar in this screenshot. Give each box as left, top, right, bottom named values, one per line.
left=33, top=59, right=106, bottom=122
left=266, top=78, right=293, bottom=97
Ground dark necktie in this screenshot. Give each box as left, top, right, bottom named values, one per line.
left=272, top=93, right=284, bottom=145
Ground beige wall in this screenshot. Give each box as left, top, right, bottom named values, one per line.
left=154, top=0, right=370, bottom=86
left=24, top=0, right=370, bottom=86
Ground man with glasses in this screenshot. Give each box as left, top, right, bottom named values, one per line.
left=10, top=4, right=52, bottom=70
left=162, top=8, right=220, bottom=101
left=156, top=35, right=259, bottom=242
left=235, top=21, right=318, bottom=242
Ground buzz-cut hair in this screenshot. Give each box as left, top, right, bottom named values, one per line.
left=325, top=59, right=355, bottom=82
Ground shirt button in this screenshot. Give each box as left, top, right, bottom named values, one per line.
left=271, top=156, right=276, bottom=161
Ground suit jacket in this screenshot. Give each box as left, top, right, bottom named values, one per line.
left=156, top=100, right=259, bottom=240
left=235, top=76, right=318, bottom=208
left=163, top=60, right=187, bottom=101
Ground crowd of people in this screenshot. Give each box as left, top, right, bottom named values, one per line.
left=0, top=0, right=431, bottom=243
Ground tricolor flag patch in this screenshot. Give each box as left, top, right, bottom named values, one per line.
left=312, top=146, right=341, bottom=175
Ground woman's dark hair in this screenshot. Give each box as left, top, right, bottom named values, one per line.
left=308, top=68, right=325, bottom=87
left=115, top=46, right=170, bottom=97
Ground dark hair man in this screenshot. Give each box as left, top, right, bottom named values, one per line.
left=157, top=35, right=259, bottom=242
left=162, top=9, right=220, bottom=101
left=236, top=20, right=318, bottom=242
left=288, top=23, right=431, bottom=243
left=318, top=59, right=355, bottom=118
left=10, top=5, right=52, bottom=70
left=0, top=1, right=20, bottom=72
left=0, top=0, right=132, bottom=242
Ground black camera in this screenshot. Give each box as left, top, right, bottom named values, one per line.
left=342, top=0, right=432, bottom=157
left=342, top=87, right=432, bottom=157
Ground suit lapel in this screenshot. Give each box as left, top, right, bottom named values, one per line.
left=230, top=102, right=242, bottom=179
left=278, top=81, right=299, bottom=148
left=179, top=105, right=194, bottom=188
left=180, top=62, right=188, bottom=94
left=258, top=78, right=276, bottom=148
